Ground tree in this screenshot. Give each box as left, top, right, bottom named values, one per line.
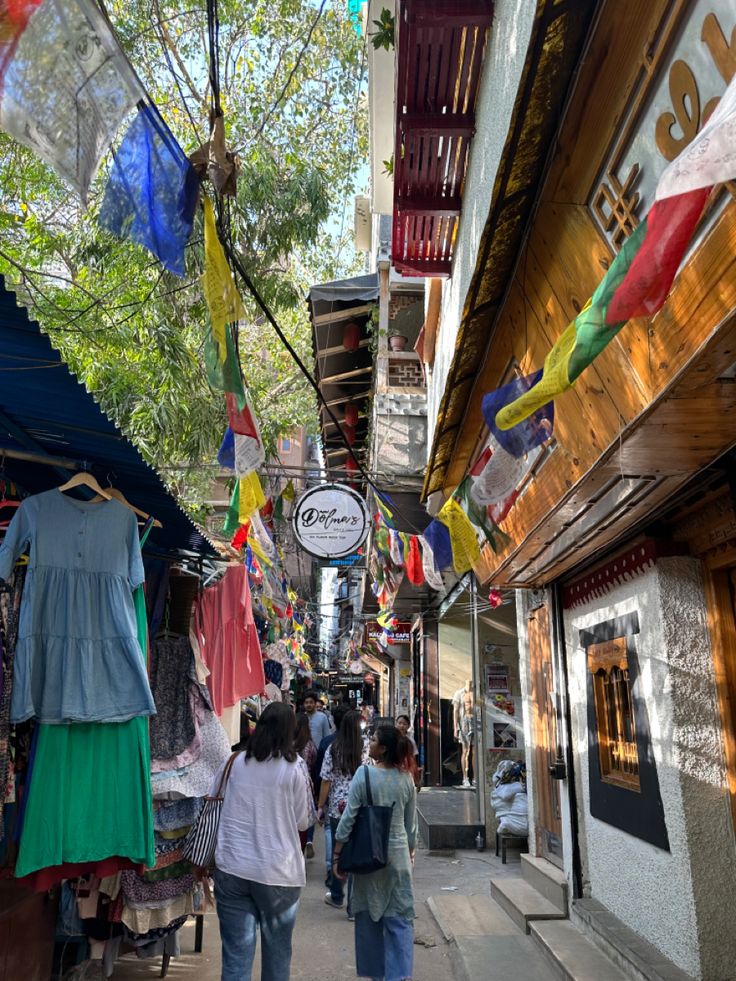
left=0, top=0, right=367, bottom=512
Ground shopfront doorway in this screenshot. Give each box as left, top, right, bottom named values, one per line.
left=527, top=602, right=563, bottom=867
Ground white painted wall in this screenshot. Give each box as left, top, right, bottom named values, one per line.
left=426, top=1, right=537, bottom=454
left=562, top=558, right=736, bottom=980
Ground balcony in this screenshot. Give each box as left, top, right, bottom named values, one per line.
left=392, top=0, right=493, bottom=277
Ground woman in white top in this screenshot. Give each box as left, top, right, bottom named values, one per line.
left=213, top=701, right=312, bottom=981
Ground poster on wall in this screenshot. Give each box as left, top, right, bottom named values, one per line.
left=485, top=661, right=510, bottom=693
left=486, top=693, right=524, bottom=752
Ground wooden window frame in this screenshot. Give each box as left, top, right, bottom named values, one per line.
left=588, top=638, right=641, bottom=793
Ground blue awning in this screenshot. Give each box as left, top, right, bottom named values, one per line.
left=0, top=276, right=217, bottom=559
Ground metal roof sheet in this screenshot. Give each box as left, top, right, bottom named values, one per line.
left=0, top=276, right=217, bottom=559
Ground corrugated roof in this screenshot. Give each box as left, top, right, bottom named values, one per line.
left=0, top=276, right=217, bottom=559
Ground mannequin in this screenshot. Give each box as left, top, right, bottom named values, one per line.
left=452, top=678, right=475, bottom=788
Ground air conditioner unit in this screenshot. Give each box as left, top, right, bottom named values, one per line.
left=354, top=195, right=371, bottom=252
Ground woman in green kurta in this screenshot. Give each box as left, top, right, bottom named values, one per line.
left=334, top=725, right=417, bottom=981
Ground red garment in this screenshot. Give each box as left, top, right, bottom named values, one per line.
left=16, top=855, right=141, bottom=892
left=193, top=565, right=265, bottom=714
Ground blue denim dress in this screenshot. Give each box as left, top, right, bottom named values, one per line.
left=0, top=489, right=156, bottom=723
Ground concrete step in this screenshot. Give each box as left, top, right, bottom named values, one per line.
left=521, top=854, right=569, bottom=913
left=490, top=876, right=567, bottom=934
left=427, top=893, right=560, bottom=981
left=572, top=899, right=695, bottom=981
left=531, top=919, right=631, bottom=981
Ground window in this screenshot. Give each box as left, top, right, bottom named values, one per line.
left=280, top=437, right=291, bottom=452
left=588, top=637, right=640, bottom=791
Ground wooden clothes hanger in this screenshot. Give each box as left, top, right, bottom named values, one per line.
left=58, top=472, right=163, bottom=529
left=57, top=472, right=113, bottom=500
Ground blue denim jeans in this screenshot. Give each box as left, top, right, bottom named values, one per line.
left=329, top=817, right=353, bottom=913
left=214, top=868, right=301, bottom=981
left=324, top=818, right=333, bottom=883
left=354, top=912, right=413, bottom=981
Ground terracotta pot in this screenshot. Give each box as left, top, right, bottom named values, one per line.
left=389, top=334, right=408, bottom=352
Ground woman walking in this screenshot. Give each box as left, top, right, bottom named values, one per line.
left=333, top=725, right=418, bottom=981
left=212, top=701, right=312, bottom=981
left=294, top=710, right=318, bottom=855
left=317, top=708, right=365, bottom=917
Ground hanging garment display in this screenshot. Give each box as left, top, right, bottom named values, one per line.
left=192, top=564, right=265, bottom=716
left=0, top=490, right=156, bottom=724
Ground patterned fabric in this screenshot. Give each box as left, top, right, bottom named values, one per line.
left=0, top=565, right=25, bottom=824
left=149, top=635, right=199, bottom=761
left=263, top=658, right=283, bottom=687
left=153, top=796, right=203, bottom=832
left=121, top=868, right=194, bottom=905
left=319, top=743, right=369, bottom=820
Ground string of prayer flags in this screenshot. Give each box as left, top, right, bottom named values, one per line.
left=481, top=370, right=553, bottom=457
left=375, top=493, right=396, bottom=528
left=422, top=518, right=453, bottom=572
left=99, top=104, right=199, bottom=276
left=437, top=496, right=481, bottom=574
left=496, top=218, right=646, bottom=430
left=0, top=0, right=142, bottom=201
left=201, top=195, right=246, bottom=361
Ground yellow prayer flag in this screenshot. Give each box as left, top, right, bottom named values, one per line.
left=201, top=196, right=246, bottom=363
left=283, top=480, right=296, bottom=501
left=437, top=497, right=481, bottom=574
left=496, top=298, right=592, bottom=431
left=238, top=471, right=266, bottom=523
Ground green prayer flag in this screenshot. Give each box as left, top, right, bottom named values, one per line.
left=204, top=317, right=246, bottom=409
left=223, top=481, right=240, bottom=536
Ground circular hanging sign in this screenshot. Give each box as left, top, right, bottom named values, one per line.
left=292, top=482, right=370, bottom=559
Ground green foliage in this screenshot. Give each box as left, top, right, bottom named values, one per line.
left=370, top=8, right=395, bottom=51
left=0, top=0, right=367, bottom=508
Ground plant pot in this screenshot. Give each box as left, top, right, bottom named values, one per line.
left=389, top=334, right=408, bottom=352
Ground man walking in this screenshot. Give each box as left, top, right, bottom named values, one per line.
left=302, top=690, right=331, bottom=857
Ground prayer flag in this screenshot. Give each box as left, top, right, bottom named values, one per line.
left=605, top=187, right=710, bottom=323
left=481, top=371, right=553, bottom=457
left=470, top=437, right=531, bottom=510
left=405, top=535, right=425, bottom=586
left=437, top=497, right=480, bottom=574
left=238, top=471, right=265, bottom=523
left=203, top=316, right=246, bottom=404
left=201, top=195, right=246, bottom=361
left=458, top=477, right=511, bottom=555
left=419, top=535, right=445, bottom=590
left=99, top=105, right=199, bottom=277
left=656, top=73, right=736, bottom=201
left=217, top=426, right=235, bottom=470
left=420, top=519, right=451, bottom=574
left=0, top=0, right=142, bottom=200
left=223, top=481, right=240, bottom=536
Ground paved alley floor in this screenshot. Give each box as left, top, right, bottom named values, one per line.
left=112, top=820, right=530, bottom=980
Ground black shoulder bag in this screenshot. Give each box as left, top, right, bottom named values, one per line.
left=337, top=765, right=394, bottom=875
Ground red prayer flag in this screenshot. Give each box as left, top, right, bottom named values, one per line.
left=406, top=536, right=425, bottom=586
left=226, top=392, right=260, bottom=440
left=605, top=186, right=711, bottom=324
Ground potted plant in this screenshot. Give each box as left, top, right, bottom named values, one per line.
left=388, top=329, right=408, bottom=352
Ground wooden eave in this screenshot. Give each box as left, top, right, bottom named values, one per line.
left=422, top=0, right=599, bottom=498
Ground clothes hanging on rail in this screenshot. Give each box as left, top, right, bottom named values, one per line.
left=0, top=490, right=156, bottom=724
left=192, top=564, right=265, bottom=715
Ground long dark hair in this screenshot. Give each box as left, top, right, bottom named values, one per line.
left=294, top=712, right=312, bottom=753
left=246, top=702, right=297, bottom=763
left=331, top=709, right=362, bottom=777
left=375, top=724, right=417, bottom=776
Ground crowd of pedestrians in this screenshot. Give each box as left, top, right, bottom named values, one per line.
left=207, top=691, right=419, bottom=981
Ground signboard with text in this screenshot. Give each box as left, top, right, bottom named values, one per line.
left=293, top=483, right=370, bottom=559
left=367, top=620, right=412, bottom=645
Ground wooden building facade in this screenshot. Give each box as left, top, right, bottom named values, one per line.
left=423, top=1, right=736, bottom=977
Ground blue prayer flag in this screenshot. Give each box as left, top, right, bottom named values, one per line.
left=422, top=519, right=453, bottom=572
left=481, top=370, right=554, bottom=458
left=217, top=426, right=235, bottom=469
left=99, top=104, right=199, bottom=277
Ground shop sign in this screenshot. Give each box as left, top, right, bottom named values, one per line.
left=367, top=620, right=412, bottom=644
left=335, top=672, right=365, bottom=685
left=292, top=483, right=370, bottom=559
left=485, top=661, right=509, bottom=693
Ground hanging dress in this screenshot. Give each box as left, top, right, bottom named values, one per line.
left=13, top=516, right=155, bottom=879
left=0, top=489, right=156, bottom=723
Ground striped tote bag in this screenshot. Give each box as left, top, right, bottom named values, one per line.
left=183, top=751, right=240, bottom=868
